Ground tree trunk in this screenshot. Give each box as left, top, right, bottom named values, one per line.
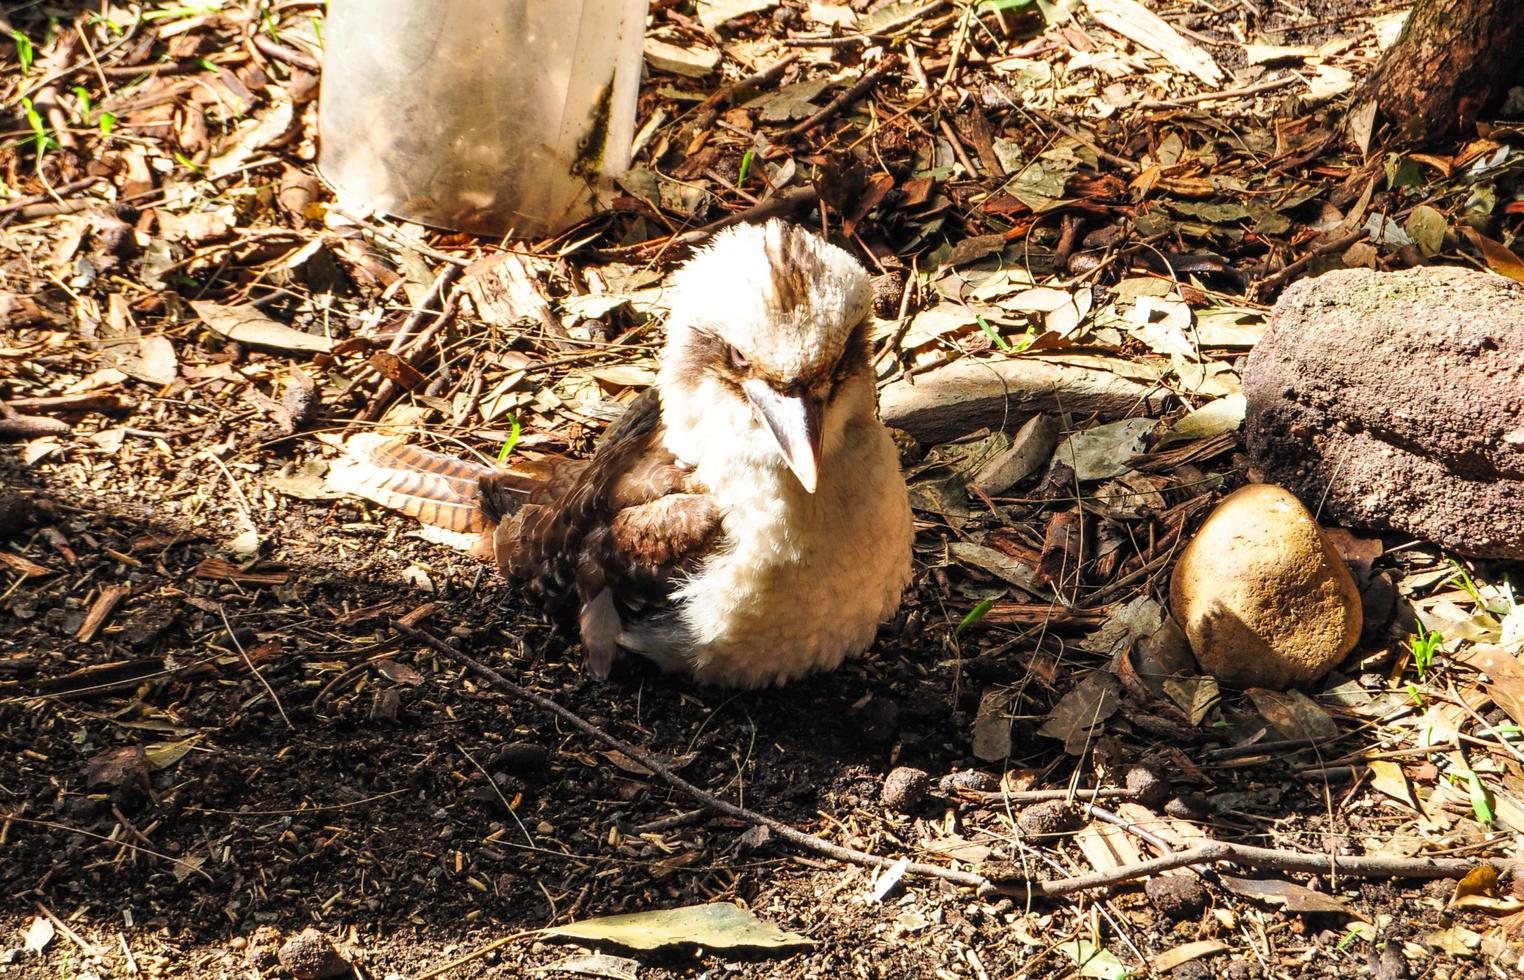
left=1358, top=0, right=1524, bottom=141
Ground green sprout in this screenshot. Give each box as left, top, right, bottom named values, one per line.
left=975, top=315, right=1013, bottom=353
left=1408, top=623, right=1443, bottom=679
left=495, top=414, right=522, bottom=464
left=1453, top=768, right=1494, bottom=825
left=71, top=86, right=93, bottom=120
left=98, top=111, right=118, bottom=135
left=955, top=597, right=996, bottom=636
left=11, top=30, right=34, bottom=74
left=737, top=149, right=755, bottom=186
left=20, top=97, right=58, bottom=157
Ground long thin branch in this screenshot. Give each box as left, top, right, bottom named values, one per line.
left=395, top=621, right=1516, bottom=901
left=392, top=620, right=988, bottom=893
left=782, top=55, right=900, bottom=140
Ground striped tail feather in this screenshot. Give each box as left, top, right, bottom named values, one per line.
left=328, top=434, right=496, bottom=534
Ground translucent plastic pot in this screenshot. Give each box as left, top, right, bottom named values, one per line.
left=318, top=0, right=648, bottom=237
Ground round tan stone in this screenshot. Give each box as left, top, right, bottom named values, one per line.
left=1169, top=484, right=1361, bottom=690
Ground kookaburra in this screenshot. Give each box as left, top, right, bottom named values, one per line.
left=334, top=220, right=914, bottom=688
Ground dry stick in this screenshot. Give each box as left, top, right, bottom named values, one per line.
left=938, top=116, right=981, bottom=177
left=1136, top=75, right=1301, bottom=110
left=250, top=33, right=320, bottom=72
left=1253, top=227, right=1365, bottom=297
left=0, top=176, right=104, bottom=215
left=393, top=625, right=1515, bottom=899
left=781, top=0, right=952, bottom=47
left=4, top=391, right=132, bottom=414
left=691, top=54, right=799, bottom=130
left=781, top=55, right=901, bottom=140
left=969, top=787, right=1134, bottom=805
left=34, top=901, right=104, bottom=959
left=352, top=264, right=463, bottom=425
left=1020, top=105, right=1140, bottom=174
left=391, top=620, right=988, bottom=894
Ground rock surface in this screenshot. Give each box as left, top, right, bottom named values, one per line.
left=1245, top=266, right=1524, bottom=559
left=1170, top=484, right=1362, bottom=689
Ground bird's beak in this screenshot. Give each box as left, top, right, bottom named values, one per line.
left=743, top=378, right=823, bottom=493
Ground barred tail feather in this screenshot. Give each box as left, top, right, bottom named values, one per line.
left=328, top=434, right=495, bottom=534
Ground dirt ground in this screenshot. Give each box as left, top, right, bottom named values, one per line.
left=3, top=0, right=1524, bottom=978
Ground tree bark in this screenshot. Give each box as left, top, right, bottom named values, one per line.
left=1358, top=0, right=1524, bottom=141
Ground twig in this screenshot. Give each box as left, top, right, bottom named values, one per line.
left=1137, top=74, right=1301, bottom=109
left=938, top=116, right=981, bottom=177
left=250, top=33, right=320, bottom=72
left=34, top=901, right=104, bottom=958
left=781, top=0, right=950, bottom=46
left=395, top=621, right=1515, bottom=903
left=2, top=814, right=213, bottom=881
left=691, top=54, right=799, bottom=130
left=391, top=620, right=990, bottom=893
left=1253, top=228, right=1365, bottom=297
left=0, top=176, right=104, bottom=216
left=782, top=56, right=901, bottom=140
left=386, top=264, right=464, bottom=357
left=968, top=787, right=1135, bottom=804
left=219, top=605, right=292, bottom=729
left=0, top=404, right=70, bottom=439
left=3, top=391, right=132, bottom=414
left=1018, top=105, right=1140, bottom=174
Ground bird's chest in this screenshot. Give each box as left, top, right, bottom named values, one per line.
left=667, top=449, right=911, bottom=685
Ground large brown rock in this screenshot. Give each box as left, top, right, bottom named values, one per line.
left=1170, top=484, right=1362, bottom=690
left=1245, top=266, right=1524, bottom=558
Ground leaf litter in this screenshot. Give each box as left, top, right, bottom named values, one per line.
left=1, top=0, right=1522, bottom=976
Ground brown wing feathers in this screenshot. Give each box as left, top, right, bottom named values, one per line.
left=334, top=390, right=722, bottom=675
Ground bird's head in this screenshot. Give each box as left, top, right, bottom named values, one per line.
left=658, top=220, right=876, bottom=493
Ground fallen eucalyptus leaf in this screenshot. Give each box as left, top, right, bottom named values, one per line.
left=544, top=903, right=814, bottom=954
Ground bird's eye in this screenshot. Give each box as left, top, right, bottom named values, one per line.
left=727, top=345, right=750, bottom=372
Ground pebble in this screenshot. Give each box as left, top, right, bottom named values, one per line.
left=1164, top=794, right=1213, bottom=820
left=880, top=766, right=930, bottom=812
left=1123, top=763, right=1170, bottom=810
left=1016, top=800, right=1081, bottom=838
left=277, top=927, right=349, bottom=980
left=1145, top=874, right=1208, bottom=921
left=1170, top=484, right=1362, bottom=689
left=937, top=769, right=999, bottom=795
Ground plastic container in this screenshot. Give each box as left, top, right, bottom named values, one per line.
left=318, top=0, right=648, bottom=238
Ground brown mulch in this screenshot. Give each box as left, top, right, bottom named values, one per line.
left=3, top=0, right=1524, bottom=978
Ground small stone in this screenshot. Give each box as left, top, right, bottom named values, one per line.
left=1171, top=962, right=1212, bottom=980
left=493, top=742, right=550, bottom=774
left=1170, top=484, right=1362, bottom=689
left=1123, top=763, right=1170, bottom=809
left=277, top=927, right=349, bottom=980
left=1367, top=942, right=1411, bottom=980
left=0, top=950, right=22, bottom=965
left=1016, top=800, right=1081, bottom=838
left=1164, top=794, right=1213, bottom=820
left=880, top=767, right=930, bottom=812
left=1145, top=874, right=1208, bottom=921
left=937, top=769, right=999, bottom=795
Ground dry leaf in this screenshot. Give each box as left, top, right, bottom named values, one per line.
left=192, top=301, right=334, bottom=354
left=1220, top=875, right=1355, bottom=915
left=544, top=903, right=813, bottom=953
left=1087, top=0, right=1224, bottom=84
